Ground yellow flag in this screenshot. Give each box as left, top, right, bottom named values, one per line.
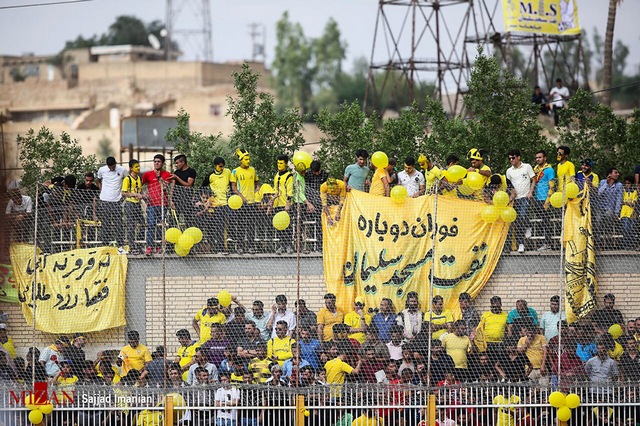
left=10, top=244, right=127, bottom=333
left=323, top=191, right=508, bottom=313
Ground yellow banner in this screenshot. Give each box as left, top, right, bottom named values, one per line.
left=323, top=191, right=508, bottom=313
left=563, top=189, right=597, bottom=323
left=503, top=0, right=581, bottom=36
left=10, top=244, right=127, bottom=333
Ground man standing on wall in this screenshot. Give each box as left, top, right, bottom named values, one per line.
left=96, top=156, right=127, bottom=253
left=142, top=154, right=172, bottom=256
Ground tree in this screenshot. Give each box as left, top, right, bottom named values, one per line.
left=602, top=0, right=623, bottom=106
left=165, top=109, right=225, bottom=182
left=17, top=127, right=97, bottom=190
left=227, top=63, right=306, bottom=180
left=96, top=136, right=114, bottom=162
left=103, top=16, right=150, bottom=46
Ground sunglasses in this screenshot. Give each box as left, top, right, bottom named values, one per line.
left=508, top=156, right=517, bottom=160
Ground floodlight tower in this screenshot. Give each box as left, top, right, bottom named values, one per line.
left=165, top=0, right=213, bottom=61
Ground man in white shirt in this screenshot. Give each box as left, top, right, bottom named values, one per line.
left=266, top=294, right=296, bottom=337
left=215, top=372, right=240, bottom=425
left=506, top=149, right=535, bottom=253
left=539, top=295, right=566, bottom=342
left=397, top=157, right=426, bottom=198
left=549, top=78, right=569, bottom=126
left=96, top=157, right=127, bottom=252
left=6, top=190, right=33, bottom=243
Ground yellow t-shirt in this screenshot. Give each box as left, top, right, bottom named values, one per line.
left=230, top=166, right=258, bottom=204
left=369, top=168, right=388, bottom=196
left=557, top=161, right=576, bottom=190
left=208, top=168, right=232, bottom=206
left=177, top=342, right=200, bottom=381
left=2, top=337, right=16, bottom=359
left=119, top=344, right=152, bottom=375
left=517, top=334, right=547, bottom=369
left=425, top=165, right=443, bottom=191
left=353, top=414, right=384, bottom=426
left=57, top=374, right=79, bottom=387
left=273, top=171, right=294, bottom=208
left=621, top=190, right=638, bottom=219
left=122, top=175, right=142, bottom=203
left=325, top=357, right=354, bottom=385
left=193, top=308, right=226, bottom=343
left=478, top=311, right=508, bottom=343
left=441, top=333, right=471, bottom=369
left=426, top=309, right=453, bottom=340
left=267, top=336, right=295, bottom=366
left=320, top=180, right=346, bottom=206
left=249, top=357, right=271, bottom=384
left=317, top=308, right=345, bottom=342
left=344, top=311, right=372, bottom=344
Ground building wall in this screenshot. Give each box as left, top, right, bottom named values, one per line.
left=1, top=253, right=639, bottom=360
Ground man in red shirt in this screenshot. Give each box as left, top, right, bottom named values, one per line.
left=142, top=154, right=172, bottom=255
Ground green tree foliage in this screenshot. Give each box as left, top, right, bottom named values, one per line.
left=558, top=90, right=639, bottom=177
left=96, top=136, right=114, bottom=162
left=227, top=63, right=306, bottom=180
left=17, top=127, right=97, bottom=190
left=165, top=109, right=224, bottom=182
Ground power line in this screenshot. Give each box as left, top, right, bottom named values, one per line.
left=0, top=0, right=92, bottom=10
left=590, top=80, right=640, bottom=95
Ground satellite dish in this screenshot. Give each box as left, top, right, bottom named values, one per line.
left=148, top=34, right=161, bottom=50
left=160, top=28, right=168, bottom=37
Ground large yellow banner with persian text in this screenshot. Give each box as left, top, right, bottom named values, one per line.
left=503, top=0, right=581, bottom=35
left=10, top=244, right=127, bottom=333
left=323, top=191, right=508, bottom=313
left=563, top=189, right=597, bottom=323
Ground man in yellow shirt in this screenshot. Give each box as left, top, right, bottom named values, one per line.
left=267, top=320, right=296, bottom=366
left=192, top=297, right=227, bottom=344
left=121, top=159, right=144, bottom=253
left=175, top=329, right=199, bottom=382
left=208, top=156, right=232, bottom=254
left=320, top=177, right=346, bottom=226
left=118, top=330, right=152, bottom=376
left=517, top=319, right=548, bottom=385
left=324, top=342, right=362, bottom=399
left=271, top=154, right=294, bottom=254
left=230, top=149, right=260, bottom=255
left=0, top=324, right=16, bottom=359
left=317, top=293, right=345, bottom=342
left=477, top=296, right=508, bottom=361
left=418, top=154, right=443, bottom=193
left=556, top=145, right=575, bottom=191
left=344, top=296, right=371, bottom=344
left=425, top=295, right=453, bottom=340
left=466, top=148, right=492, bottom=184
left=441, top=320, right=472, bottom=381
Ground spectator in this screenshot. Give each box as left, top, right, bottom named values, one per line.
left=369, top=161, right=391, bottom=197
left=324, top=341, right=362, bottom=395
left=272, top=154, right=294, bottom=255
left=237, top=321, right=265, bottom=361
left=320, top=177, right=346, bottom=227
left=532, top=150, right=556, bottom=251
left=245, top=300, right=271, bottom=342
left=208, top=156, right=233, bottom=254
left=267, top=320, right=295, bottom=366
left=495, top=340, right=531, bottom=382
left=229, top=149, right=259, bottom=255
left=419, top=155, right=444, bottom=193
left=62, top=332, right=87, bottom=377
left=226, top=306, right=251, bottom=345
left=516, top=319, right=548, bottom=384
left=397, top=157, right=425, bottom=198
left=621, top=176, right=638, bottom=250
left=192, top=297, right=227, bottom=344
left=249, top=343, right=271, bottom=384
left=442, top=320, right=472, bottom=381
left=141, top=346, right=171, bottom=386
left=466, top=148, right=492, bottom=186
left=294, top=299, right=318, bottom=338
left=118, top=330, right=151, bottom=376
left=317, top=293, right=345, bottom=342
left=361, top=325, right=391, bottom=362
left=201, top=323, right=230, bottom=368
left=267, top=294, right=296, bottom=337
left=531, top=85, right=548, bottom=115
left=477, top=296, right=508, bottom=361
left=344, top=296, right=371, bottom=344
left=585, top=336, right=619, bottom=389
left=555, top=145, right=575, bottom=192
left=141, top=154, right=172, bottom=256
left=96, top=156, right=127, bottom=252
left=344, top=149, right=370, bottom=192
left=282, top=342, right=310, bottom=382
left=387, top=325, right=405, bottom=361
left=426, top=295, right=453, bottom=340
left=0, top=323, right=15, bottom=360
left=548, top=78, right=569, bottom=126
left=396, top=291, right=424, bottom=341
left=506, top=299, right=539, bottom=337
left=77, top=172, right=99, bottom=191
left=305, top=160, right=328, bottom=247
left=596, top=167, right=623, bottom=234
left=592, top=293, right=624, bottom=335
left=39, top=338, right=66, bottom=378
left=455, top=292, right=480, bottom=341
left=121, top=159, right=144, bottom=254
left=505, top=149, right=535, bottom=253
left=215, top=372, right=240, bottom=426
left=187, top=347, right=218, bottom=385
left=619, top=335, right=640, bottom=382
left=539, top=295, right=566, bottom=342
left=576, top=158, right=599, bottom=191
left=175, top=329, right=199, bottom=382
left=429, top=339, right=455, bottom=384
left=297, top=326, right=321, bottom=372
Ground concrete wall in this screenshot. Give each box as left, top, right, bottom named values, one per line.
left=1, top=252, right=639, bottom=360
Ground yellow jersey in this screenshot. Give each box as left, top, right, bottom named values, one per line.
left=479, top=311, right=508, bottom=343
left=267, top=336, right=295, bottom=366
left=273, top=171, right=294, bottom=208
left=343, top=311, right=371, bottom=344
left=119, top=344, right=152, bottom=375
left=177, top=342, right=200, bottom=381
left=621, top=190, right=638, bottom=218
left=208, top=168, right=232, bottom=206
left=122, top=175, right=142, bottom=203
left=426, top=309, right=453, bottom=340
left=230, top=166, right=258, bottom=204
left=557, top=161, right=576, bottom=190
left=194, top=308, right=226, bottom=343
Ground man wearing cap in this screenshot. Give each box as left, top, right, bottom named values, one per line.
left=576, top=158, right=599, bottom=191
left=175, top=329, right=200, bottom=382
left=317, top=293, right=345, bottom=342
left=141, top=154, right=172, bottom=256
left=62, top=333, right=87, bottom=377
left=118, top=330, right=152, bottom=376
left=230, top=148, right=260, bottom=254
left=0, top=324, right=15, bottom=359
left=96, top=156, right=128, bottom=252
left=466, top=149, right=492, bottom=184
left=344, top=297, right=372, bottom=344
left=396, top=292, right=424, bottom=341
left=39, top=338, right=67, bottom=377
left=192, top=297, right=227, bottom=344
left=121, top=159, right=144, bottom=253
left=320, top=177, right=346, bottom=227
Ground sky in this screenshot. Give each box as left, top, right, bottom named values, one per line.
left=0, top=0, right=639, bottom=78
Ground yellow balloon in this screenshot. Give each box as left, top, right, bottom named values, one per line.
left=28, top=409, right=43, bottom=425
left=24, top=395, right=38, bottom=411
left=218, top=290, right=232, bottom=307
left=165, top=227, right=182, bottom=244
left=609, top=323, right=623, bottom=339
left=183, top=227, right=203, bottom=244
left=466, top=171, right=484, bottom=190
left=481, top=205, right=500, bottom=223
left=548, top=391, right=566, bottom=408
left=177, top=234, right=195, bottom=250
left=371, top=151, right=389, bottom=169
left=447, top=165, right=467, bottom=182
left=40, top=402, right=54, bottom=415
left=493, top=395, right=505, bottom=405
left=557, top=406, right=572, bottom=422
left=441, top=170, right=451, bottom=182
left=566, top=182, right=579, bottom=199
left=293, top=151, right=312, bottom=171
left=501, top=206, right=517, bottom=223
left=174, top=244, right=190, bottom=257
left=493, top=191, right=509, bottom=207
left=550, top=192, right=565, bottom=208
left=565, top=393, right=581, bottom=409
left=390, top=185, right=408, bottom=203
left=228, top=195, right=243, bottom=210
left=273, top=211, right=291, bottom=231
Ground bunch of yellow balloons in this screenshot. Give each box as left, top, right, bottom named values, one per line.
left=25, top=395, right=54, bottom=425
left=549, top=182, right=580, bottom=208
left=165, top=227, right=203, bottom=257
left=549, top=391, right=581, bottom=422
left=481, top=191, right=517, bottom=224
